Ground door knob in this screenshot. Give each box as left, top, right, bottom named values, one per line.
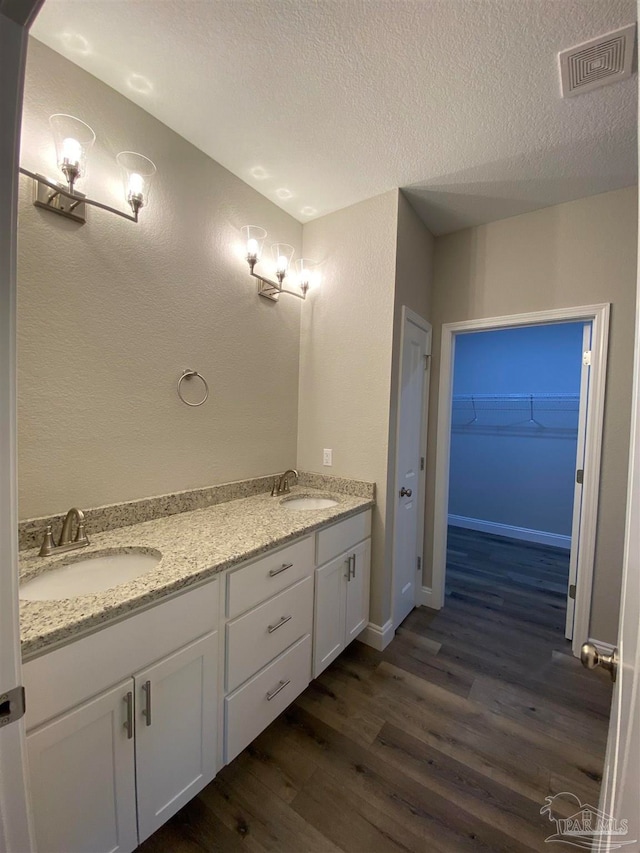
left=580, top=642, right=618, bottom=683
left=399, top=487, right=412, bottom=498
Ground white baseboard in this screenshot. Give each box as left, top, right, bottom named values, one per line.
left=588, top=637, right=616, bottom=655
left=416, top=586, right=441, bottom=610
left=448, top=514, right=571, bottom=550
left=358, top=619, right=394, bottom=651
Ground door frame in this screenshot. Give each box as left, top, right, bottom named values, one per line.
left=431, top=303, right=610, bottom=658
left=0, top=3, right=43, bottom=850
left=391, top=306, right=432, bottom=630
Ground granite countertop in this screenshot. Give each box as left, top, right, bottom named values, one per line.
left=19, top=486, right=373, bottom=660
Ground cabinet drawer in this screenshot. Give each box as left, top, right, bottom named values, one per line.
left=225, top=634, right=311, bottom=763
left=226, top=576, right=312, bottom=691
left=316, top=510, right=372, bottom=566
left=226, top=536, right=313, bottom=618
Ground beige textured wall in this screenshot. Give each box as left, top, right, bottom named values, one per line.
left=427, top=187, right=638, bottom=644
left=383, top=194, right=434, bottom=600
left=298, top=191, right=399, bottom=626
left=18, top=40, right=302, bottom=519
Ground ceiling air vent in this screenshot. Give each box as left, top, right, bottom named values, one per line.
left=559, top=24, right=636, bottom=97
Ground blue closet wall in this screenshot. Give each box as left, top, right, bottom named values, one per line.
left=448, top=323, right=584, bottom=541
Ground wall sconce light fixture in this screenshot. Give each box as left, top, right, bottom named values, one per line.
left=242, top=225, right=319, bottom=301
left=19, top=113, right=156, bottom=224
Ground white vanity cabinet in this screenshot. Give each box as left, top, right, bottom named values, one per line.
left=22, top=504, right=373, bottom=852
left=313, top=511, right=372, bottom=677
left=24, top=581, right=219, bottom=853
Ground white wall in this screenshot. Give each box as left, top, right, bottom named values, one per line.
left=298, top=190, right=435, bottom=629
left=428, top=187, right=638, bottom=643
left=298, top=190, right=399, bottom=626
left=18, top=40, right=302, bottom=519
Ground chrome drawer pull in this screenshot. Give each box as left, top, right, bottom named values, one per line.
left=269, top=562, right=293, bottom=577
left=350, top=555, right=356, bottom=580
left=142, top=680, right=152, bottom=727
left=266, top=679, right=291, bottom=701
left=123, top=691, right=133, bottom=740
left=268, top=614, right=292, bottom=634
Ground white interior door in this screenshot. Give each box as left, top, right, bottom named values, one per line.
left=565, top=322, right=592, bottom=640
left=393, top=308, right=431, bottom=629
left=595, top=243, right=640, bottom=850
left=0, top=11, right=34, bottom=853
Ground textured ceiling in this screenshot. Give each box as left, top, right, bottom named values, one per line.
left=32, top=0, right=637, bottom=235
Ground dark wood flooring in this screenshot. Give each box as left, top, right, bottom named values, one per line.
left=139, top=529, right=612, bottom=852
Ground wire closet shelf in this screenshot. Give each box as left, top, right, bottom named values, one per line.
left=451, top=393, right=580, bottom=432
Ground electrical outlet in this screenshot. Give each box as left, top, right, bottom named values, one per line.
left=323, top=448, right=333, bottom=466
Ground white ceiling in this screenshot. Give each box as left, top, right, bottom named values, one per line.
left=31, top=0, right=638, bottom=235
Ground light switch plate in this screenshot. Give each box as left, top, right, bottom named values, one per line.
left=323, top=449, right=332, bottom=466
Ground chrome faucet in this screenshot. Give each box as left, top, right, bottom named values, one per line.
left=39, top=507, right=90, bottom=557
left=271, top=469, right=299, bottom=496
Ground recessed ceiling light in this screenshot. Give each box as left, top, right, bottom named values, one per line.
left=300, top=206, right=317, bottom=216
left=250, top=166, right=269, bottom=180
left=276, top=188, right=293, bottom=200
left=127, top=73, right=153, bottom=95
left=60, top=31, right=91, bottom=55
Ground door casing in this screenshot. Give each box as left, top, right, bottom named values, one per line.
left=431, top=303, right=610, bottom=658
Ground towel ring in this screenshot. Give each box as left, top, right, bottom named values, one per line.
left=177, top=369, right=209, bottom=407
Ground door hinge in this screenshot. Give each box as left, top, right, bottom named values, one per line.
left=0, top=685, right=26, bottom=729
left=420, top=456, right=425, bottom=471
left=424, top=354, right=431, bottom=370
left=569, top=584, right=576, bottom=600
left=576, top=469, right=584, bottom=485
left=583, top=350, right=592, bottom=366
left=417, top=556, right=422, bottom=572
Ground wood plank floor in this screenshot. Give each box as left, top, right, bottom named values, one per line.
left=138, top=529, right=613, bottom=852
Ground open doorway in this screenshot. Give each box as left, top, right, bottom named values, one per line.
left=431, top=304, right=610, bottom=658
left=447, top=321, right=587, bottom=642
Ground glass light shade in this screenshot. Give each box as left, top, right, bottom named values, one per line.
left=49, top=114, right=95, bottom=186
left=271, top=243, right=295, bottom=278
left=241, top=225, right=267, bottom=263
left=294, top=258, right=320, bottom=293
left=116, top=151, right=157, bottom=213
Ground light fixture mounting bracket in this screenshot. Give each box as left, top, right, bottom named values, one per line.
left=250, top=270, right=306, bottom=302
left=20, top=168, right=139, bottom=223
left=33, top=174, right=87, bottom=223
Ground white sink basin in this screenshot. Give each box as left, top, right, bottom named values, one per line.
left=281, top=496, right=338, bottom=510
left=20, top=549, right=162, bottom=601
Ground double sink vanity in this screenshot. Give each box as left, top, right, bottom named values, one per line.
left=18, top=472, right=374, bottom=853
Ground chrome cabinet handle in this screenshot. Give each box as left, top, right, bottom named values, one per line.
left=399, top=487, right=412, bottom=498
left=266, top=679, right=291, bottom=701
left=345, top=555, right=355, bottom=580
left=269, top=562, right=293, bottom=577
left=142, top=680, right=152, bottom=726
left=268, top=614, right=292, bottom=634
left=123, top=691, right=133, bottom=739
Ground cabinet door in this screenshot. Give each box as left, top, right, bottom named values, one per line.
left=135, top=631, right=218, bottom=843
left=345, top=538, right=371, bottom=643
left=27, top=679, right=137, bottom=853
left=313, top=552, right=348, bottom=677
